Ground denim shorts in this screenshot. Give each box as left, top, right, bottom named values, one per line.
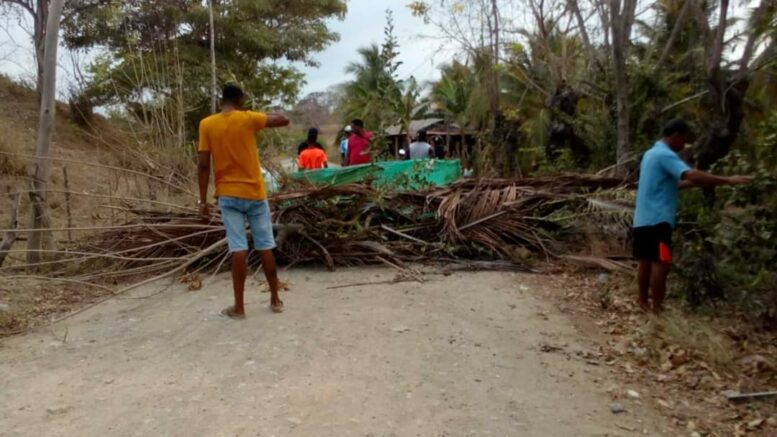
left=218, top=197, right=276, bottom=252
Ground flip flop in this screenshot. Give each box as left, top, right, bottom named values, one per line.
left=220, top=306, right=246, bottom=320
left=271, top=300, right=284, bottom=314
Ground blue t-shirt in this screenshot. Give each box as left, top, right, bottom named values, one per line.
left=339, top=138, right=349, bottom=155
left=633, top=140, right=691, bottom=228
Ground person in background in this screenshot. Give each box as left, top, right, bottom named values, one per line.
left=298, top=142, right=328, bottom=170
left=339, top=125, right=352, bottom=165
left=197, top=84, right=287, bottom=319
left=297, top=128, right=325, bottom=156
left=408, top=130, right=434, bottom=160
left=345, top=119, right=373, bottom=166
left=633, top=119, right=752, bottom=314
left=432, top=136, right=446, bottom=159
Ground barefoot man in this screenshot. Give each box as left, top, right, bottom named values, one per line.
left=633, top=119, right=752, bottom=313
left=198, top=85, right=289, bottom=318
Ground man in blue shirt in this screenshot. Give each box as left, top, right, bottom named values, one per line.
left=633, top=119, right=752, bottom=313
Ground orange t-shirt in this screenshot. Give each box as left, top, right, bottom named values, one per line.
left=198, top=110, right=268, bottom=201
left=298, top=147, right=328, bottom=170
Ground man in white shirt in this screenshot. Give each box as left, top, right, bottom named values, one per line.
left=408, top=130, right=433, bottom=160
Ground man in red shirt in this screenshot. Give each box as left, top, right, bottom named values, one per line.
left=345, top=119, right=373, bottom=166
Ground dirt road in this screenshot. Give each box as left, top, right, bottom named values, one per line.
left=1, top=268, right=668, bottom=436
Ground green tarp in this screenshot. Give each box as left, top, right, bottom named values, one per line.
left=290, top=159, right=462, bottom=190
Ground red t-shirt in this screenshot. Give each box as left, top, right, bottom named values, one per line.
left=347, top=131, right=373, bottom=165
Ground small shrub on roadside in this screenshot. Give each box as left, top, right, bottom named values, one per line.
left=674, top=132, right=777, bottom=325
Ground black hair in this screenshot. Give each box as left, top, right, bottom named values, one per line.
left=222, top=84, right=244, bottom=103
left=417, top=130, right=428, bottom=142
left=307, top=127, right=319, bottom=141
left=662, top=119, right=692, bottom=138
left=351, top=119, right=364, bottom=128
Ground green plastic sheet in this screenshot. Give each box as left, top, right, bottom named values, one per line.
left=289, top=159, right=462, bottom=190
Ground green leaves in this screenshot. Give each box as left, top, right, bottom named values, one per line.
left=69, top=0, right=346, bottom=139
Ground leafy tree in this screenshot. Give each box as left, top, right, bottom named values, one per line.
left=395, top=76, right=431, bottom=147
left=66, top=0, right=346, bottom=138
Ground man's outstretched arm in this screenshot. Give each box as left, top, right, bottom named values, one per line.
left=198, top=151, right=211, bottom=217
left=266, top=113, right=290, bottom=128
left=682, top=170, right=752, bottom=187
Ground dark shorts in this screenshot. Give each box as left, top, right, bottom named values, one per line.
left=632, top=222, right=673, bottom=263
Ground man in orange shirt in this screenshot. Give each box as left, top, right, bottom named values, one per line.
left=298, top=143, right=328, bottom=170
left=198, top=85, right=289, bottom=318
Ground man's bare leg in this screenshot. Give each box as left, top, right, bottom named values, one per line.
left=637, top=259, right=652, bottom=311
left=650, top=261, right=671, bottom=314
left=227, top=250, right=249, bottom=317
left=259, top=249, right=283, bottom=312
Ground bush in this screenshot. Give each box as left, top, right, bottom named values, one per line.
left=674, top=118, right=777, bottom=324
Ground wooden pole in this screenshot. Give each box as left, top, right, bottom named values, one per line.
left=0, top=192, right=22, bottom=267
left=27, top=0, right=65, bottom=264
left=62, top=166, right=72, bottom=242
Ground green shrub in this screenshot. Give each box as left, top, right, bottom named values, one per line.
left=674, top=116, right=777, bottom=324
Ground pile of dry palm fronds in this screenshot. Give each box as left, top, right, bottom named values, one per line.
left=0, top=174, right=631, bottom=293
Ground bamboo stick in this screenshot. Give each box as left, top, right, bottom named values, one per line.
left=0, top=223, right=222, bottom=233
left=7, top=189, right=197, bottom=212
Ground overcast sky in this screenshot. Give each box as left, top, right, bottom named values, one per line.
left=0, top=0, right=451, bottom=99
left=296, top=0, right=451, bottom=96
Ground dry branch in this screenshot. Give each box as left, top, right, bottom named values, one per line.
left=1, top=174, right=628, bottom=325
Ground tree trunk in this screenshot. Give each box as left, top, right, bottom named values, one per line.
left=696, top=0, right=756, bottom=170
left=568, top=0, right=598, bottom=71
left=696, top=0, right=732, bottom=171
left=694, top=0, right=773, bottom=171
left=655, top=0, right=692, bottom=72
left=488, top=0, right=501, bottom=123
left=609, top=0, right=637, bottom=177
left=33, top=0, right=49, bottom=96
left=697, top=80, right=748, bottom=170
left=208, top=0, right=217, bottom=113
left=26, top=0, right=64, bottom=265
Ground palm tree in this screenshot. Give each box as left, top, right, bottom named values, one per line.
left=431, top=60, right=491, bottom=133
left=339, top=43, right=403, bottom=156
left=395, top=77, right=430, bottom=151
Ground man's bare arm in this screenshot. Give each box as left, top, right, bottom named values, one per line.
left=266, top=113, right=290, bottom=128
left=360, top=135, right=374, bottom=156
left=198, top=151, right=211, bottom=207
left=682, top=170, right=753, bottom=187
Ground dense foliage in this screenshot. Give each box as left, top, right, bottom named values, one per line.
left=675, top=114, right=777, bottom=321
left=64, top=0, right=346, bottom=138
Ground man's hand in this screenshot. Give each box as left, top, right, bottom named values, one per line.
left=199, top=202, right=210, bottom=221
left=727, top=175, right=754, bottom=185
left=684, top=170, right=753, bottom=187
left=266, top=113, right=290, bottom=128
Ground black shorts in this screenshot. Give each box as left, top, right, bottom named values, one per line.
left=632, top=222, right=673, bottom=263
